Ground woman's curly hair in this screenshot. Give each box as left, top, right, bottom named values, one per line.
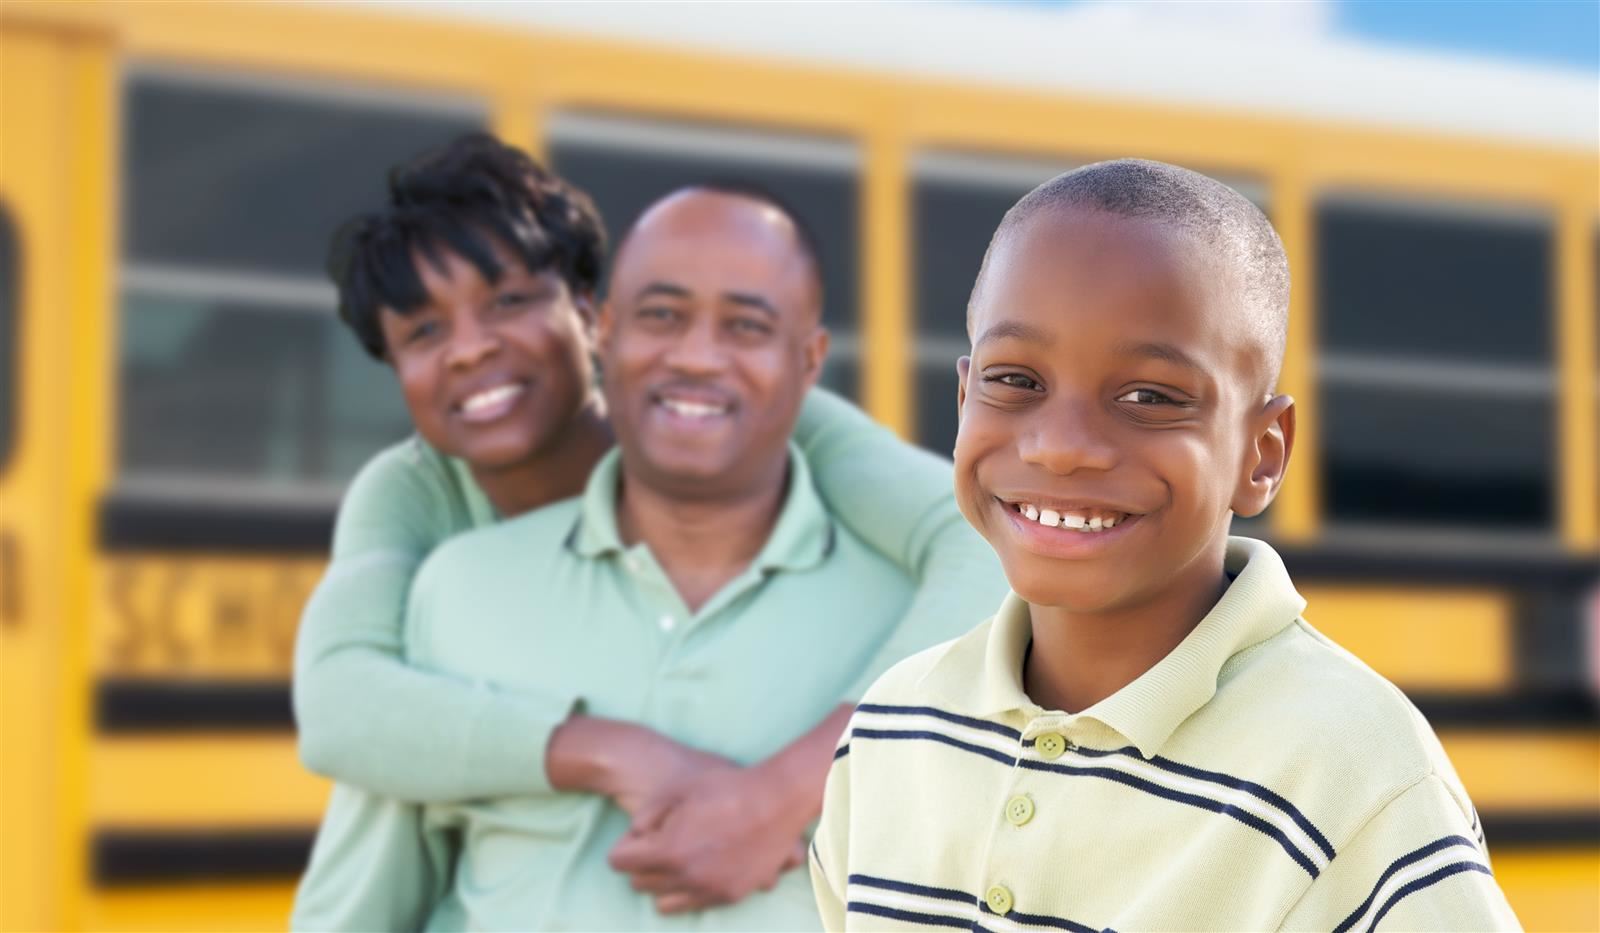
left=328, top=132, right=608, bottom=359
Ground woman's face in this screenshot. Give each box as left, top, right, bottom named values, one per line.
left=377, top=238, right=597, bottom=470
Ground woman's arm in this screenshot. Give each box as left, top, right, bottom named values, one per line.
left=293, top=441, right=579, bottom=802
left=794, top=387, right=1009, bottom=700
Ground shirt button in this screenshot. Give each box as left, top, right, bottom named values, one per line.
left=1035, top=732, right=1067, bottom=759
left=658, top=615, right=676, bottom=632
left=1004, top=794, right=1034, bottom=826
left=985, top=884, right=1014, bottom=916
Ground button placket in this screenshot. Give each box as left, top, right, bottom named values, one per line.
left=984, top=884, right=1014, bottom=916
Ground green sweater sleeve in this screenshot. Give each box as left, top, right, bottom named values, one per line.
left=293, top=440, right=580, bottom=802
left=794, top=388, right=1008, bottom=701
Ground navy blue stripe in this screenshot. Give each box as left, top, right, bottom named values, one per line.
left=849, top=872, right=973, bottom=905
left=978, top=901, right=1099, bottom=933
left=833, top=744, right=850, bottom=760
left=1364, top=861, right=1494, bottom=933
left=852, top=874, right=1102, bottom=932
left=851, top=728, right=1018, bottom=766
left=1019, top=759, right=1321, bottom=878
left=1056, top=743, right=1335, bottom=860
left=847, top=901, right=971, bottom=929
left=856, top=703, right=1023, bottom=740
left=1331, top=835, right=1480, bottom=933
left=847, top=727, right=1321, bottom=877
left=880, top=704, right=1331, bottom=861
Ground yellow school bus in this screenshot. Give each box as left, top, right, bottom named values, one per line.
left=1, top=2, right=1595, bottom=929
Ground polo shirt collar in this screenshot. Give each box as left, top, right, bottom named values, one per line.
left=570, top=442, right=833, bottom=573
left=971, top=536, right=1306, bottom=758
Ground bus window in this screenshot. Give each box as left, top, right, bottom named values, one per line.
left=117, top=69, right=485, bottom=501
left=546, top=112, right=862, bottom=400
left=0, top=202, right=15, bottom=474
left=1316, top=197, right=1556, bottom=532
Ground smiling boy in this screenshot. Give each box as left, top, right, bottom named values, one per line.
left=810, top=160, right=1519, bottom=931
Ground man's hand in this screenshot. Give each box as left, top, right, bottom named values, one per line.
left=608, top=763, right=811, bottom=914
left=545, top=716, right=730, bottom=822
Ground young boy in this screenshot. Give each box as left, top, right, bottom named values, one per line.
left=810, top=160, right=1519, bottom=932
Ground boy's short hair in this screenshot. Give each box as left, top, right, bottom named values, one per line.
left=971, top=158, right=1290, bottom=385
left=329, top=132, right=608, bottom=360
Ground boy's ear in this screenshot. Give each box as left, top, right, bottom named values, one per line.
left=1232, top=394, right=1295, bottom=518
left=956, top=356, right=971, bottom=419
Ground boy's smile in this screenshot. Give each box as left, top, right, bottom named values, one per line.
left=954, top=207, right=1282, bottom=617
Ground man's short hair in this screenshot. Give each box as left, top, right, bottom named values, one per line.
left=329, top=132, right=608, bottom=359
left=617, top=180, right=827, bottom=314
left=972, top=158, right=1289, bottom=382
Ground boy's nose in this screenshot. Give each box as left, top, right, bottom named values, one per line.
left=1017, top=399, right=1119, bottom=476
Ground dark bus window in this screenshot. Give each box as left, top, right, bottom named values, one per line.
left=119, top=293, right=411, bottom=487
left=1322, top=382, right=1553, bottom=530
left=125, top=71, right=483, bottom=277
left=1317, top=199, right=1553, bottom=366
left=547, top=113, right=861, bottom=399
left=119, top=71, right=484, bottom=493
left=0, top=203, right=15, bottom=473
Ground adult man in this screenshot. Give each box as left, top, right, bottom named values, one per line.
left=301, top=186, right=979, bottom=930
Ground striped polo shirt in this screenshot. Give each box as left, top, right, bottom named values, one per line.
left=810, top=536, right=1520, bottom=932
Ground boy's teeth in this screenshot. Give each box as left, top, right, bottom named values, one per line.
left=1014, top=502, right=1128, bottom=533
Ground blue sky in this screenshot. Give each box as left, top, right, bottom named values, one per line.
left=1000, top=0, right=1599, bottom=72
left=1339, top=0, right=1598, bottom=72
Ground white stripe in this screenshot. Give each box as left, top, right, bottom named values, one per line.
left=847, top=884, right=1051, bottom=932
left=849, top=710, right=1328, bottom=871
left=849, top=710, right=1020, bottom=760
left=1344, top=847, right=1487, bottom=933
left=1024, top=745, right=1331, bottom=871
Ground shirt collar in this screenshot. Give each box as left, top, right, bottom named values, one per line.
left=969, top=536, right=1306, bottom=758
left=570, top=442, right=833, bottom=573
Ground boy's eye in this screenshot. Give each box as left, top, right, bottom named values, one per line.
left=984, top=372, right=1043, bottom=392
left=1116, top=388, right=1180, bottom=406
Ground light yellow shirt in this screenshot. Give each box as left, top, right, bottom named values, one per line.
left=811, top=536, right=1521, bottom=932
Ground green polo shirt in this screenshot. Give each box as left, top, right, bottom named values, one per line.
left=811, top=536, right=1520, bottom=932
left=302, top=446, right=936, bottom=932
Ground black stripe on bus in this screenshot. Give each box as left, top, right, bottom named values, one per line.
left=92, top=828, right=315, bottom=885
left=97, top=679, right=295, bottom=732
left=99, top=492, right=334, bottom=553
left=1274, top=539, right=1600, bottom=589
left=1479, top=811, right=1600, bottom=849
left=1409, top=689, right=1599, bottom=730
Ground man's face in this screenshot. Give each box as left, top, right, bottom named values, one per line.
left=600, top=191, right=827, bottom=500
left=954, top=209, right=1283, bottom=613
left=378, top=238, right=595, bottom=470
